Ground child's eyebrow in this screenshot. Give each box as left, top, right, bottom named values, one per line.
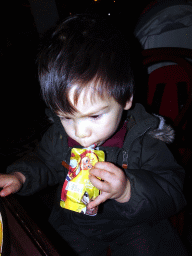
left=81, top=105, right=109, bottom=117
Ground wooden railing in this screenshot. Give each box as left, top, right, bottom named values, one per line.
left=3, top=195, right=61, bottom=256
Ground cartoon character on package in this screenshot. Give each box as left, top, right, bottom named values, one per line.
left=60, top=148, right=105, bottom=216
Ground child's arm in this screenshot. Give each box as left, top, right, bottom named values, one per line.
left=5, top=125, right=61, bottom=196
left=0, top=172, right=26, bottom=197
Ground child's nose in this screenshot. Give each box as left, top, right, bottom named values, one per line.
left=75, top=122, right=91, bottom=138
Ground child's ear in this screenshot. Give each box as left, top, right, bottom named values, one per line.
left=124, top=96, right=133, bottom=110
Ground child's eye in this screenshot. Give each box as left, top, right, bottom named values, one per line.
left=60, top=116, right=71, bottom=121
left=90, top=114, right=102, bottom=120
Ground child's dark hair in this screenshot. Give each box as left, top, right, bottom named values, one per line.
left=38, top=14, right=135, bottom=114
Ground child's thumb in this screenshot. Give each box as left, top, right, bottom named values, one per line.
left=0, top=180, right=21, bottom=197
left=0, top=184, right=17, bottom=197
left=0, top=173, right=25, bottom=197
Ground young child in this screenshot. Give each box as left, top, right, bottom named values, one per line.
left=0, top=15, right=188, bottom=255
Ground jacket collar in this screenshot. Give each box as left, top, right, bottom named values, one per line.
left=124, top=103, right=174, bottom=151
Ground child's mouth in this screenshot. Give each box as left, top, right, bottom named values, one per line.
left=86, top=143, right=98, bottom=149
left=83, top=141, right=104, bottom=149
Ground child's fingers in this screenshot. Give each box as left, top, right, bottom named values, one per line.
left=0, top=174, right=22, bottom=197
left=0, top=182, right=20, bottom=197
left=89, top=168, right=114, bottom=185
left=0, top=186, right=13, bottom=197
left=94, top=162, right=117, bottom=173
left=88, top=192, right=110, bottom=209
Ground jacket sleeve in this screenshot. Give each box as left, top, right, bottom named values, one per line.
left=6, top=125, right=62, bottom=196
left=113, top=134, right=187, bottom=226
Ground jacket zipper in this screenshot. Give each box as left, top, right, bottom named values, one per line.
left=122, top=150, right=128, bottom=169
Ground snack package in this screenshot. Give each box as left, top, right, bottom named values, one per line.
left=60, top=148, right=105, bottom=216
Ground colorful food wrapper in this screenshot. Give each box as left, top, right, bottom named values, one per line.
left=60, top=148, right=105, bottom=216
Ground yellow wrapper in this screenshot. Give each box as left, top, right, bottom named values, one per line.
left=60, top=148, right=105, bottom=216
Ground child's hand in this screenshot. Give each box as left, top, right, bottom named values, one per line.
left=0, top=172, right=26, bottom=197
left=89, top=162, right=131, bottom=209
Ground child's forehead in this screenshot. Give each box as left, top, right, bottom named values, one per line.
left=68, top=85, right=111, bottom=107
left=56, top=84, right=118, bottom=117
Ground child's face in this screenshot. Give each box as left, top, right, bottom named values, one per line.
left=58, top=86, right=132, bottom=148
